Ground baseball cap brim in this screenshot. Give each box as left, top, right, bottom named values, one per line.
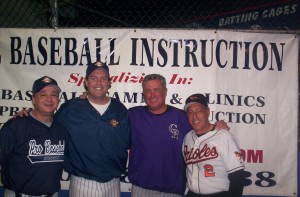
left=184, top=102, right=206, bottom=111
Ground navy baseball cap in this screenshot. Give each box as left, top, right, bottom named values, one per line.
left=184, top=93, right=208, bottom=111
left=86, top=61, right=109, bottom=76
left=32, top=76, right=61, bottom=94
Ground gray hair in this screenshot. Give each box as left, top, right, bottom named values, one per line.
left=142, top=74, right=167, bottom=89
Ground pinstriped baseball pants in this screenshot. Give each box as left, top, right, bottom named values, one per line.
left=131, top=184, right=183, bottom=197
left=69, top=175, right=120, bottom=197
left=4, top=189, right=58, bottom=197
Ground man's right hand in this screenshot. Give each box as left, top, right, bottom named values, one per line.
left=79, top=91, right=88, bottom=99
left=13, top=109, right=30, bottom=118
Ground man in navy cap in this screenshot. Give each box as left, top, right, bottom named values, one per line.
left=0, top=76, right=67, bottom=197
left=13, top=62, right=130, bottom=197
left=55, top=61, right=130, bottom=197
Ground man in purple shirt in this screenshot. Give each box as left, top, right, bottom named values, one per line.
left=128, top=74, right=228, bottom=197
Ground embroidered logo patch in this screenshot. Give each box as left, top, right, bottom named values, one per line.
left=27, top=140, right=65, bottom=164
left=234, top=151, right=243, bottom=163
left=95, top=61, right=105, bottom=67
left=169, top=124, right=179, bottom=139
left=42, top=77, right=52, bottom=84
left=109, top=119, right=119, bottom=127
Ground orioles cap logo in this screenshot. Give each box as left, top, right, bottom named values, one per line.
left=95, top=61, right=105, bottom=67
left=42, top=77, right=52, bottom=84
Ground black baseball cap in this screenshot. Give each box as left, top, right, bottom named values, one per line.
left=32, top=76, right=61, bottom=94
left=86, top=61, right=109, bottom=76
left=184, top=93, right=208, bottom=111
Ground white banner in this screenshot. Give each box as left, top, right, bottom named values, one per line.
left=0, top=28, right=298, bottom=196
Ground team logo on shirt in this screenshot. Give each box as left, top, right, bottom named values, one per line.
left=169, top=124, right=179, bottom=139
left=234, top=151, right=243, bottom=163
left=183, top=144, right=218, bottom=165
left=109, top=119, right=119, bottom=127
left=27, top=139, right=65, bottom=164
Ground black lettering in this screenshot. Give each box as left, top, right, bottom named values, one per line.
left=216, top=39, right=227, bottom=68
left=65, top=38, right=78, bottom=65
left=50, top=37, right=62, bottom=65
left=157, top=39, right=168, bottom=67
left=10, top=37, right=22, bottom=64
left=23, top=37, right=36, bottom=65
left=109, top=38, right=120, bottom=65
left=201, top=39, right=214, bottom=67
left=184, top=39, right=198, bottom=67
left=37, top=37, right=48, bottom=65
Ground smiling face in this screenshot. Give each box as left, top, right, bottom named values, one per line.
left=186, top=102, right=210, bottom=134
left=84, top=69, right=111, bottom=104
left=32, top=86, right=60, bottom=117
left=142, top=79, right=168, bottom=114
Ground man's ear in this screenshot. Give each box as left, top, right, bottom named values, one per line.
left=31, top=94, right=36, bottom=106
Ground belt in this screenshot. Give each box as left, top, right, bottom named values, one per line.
left=187, top=190, right=228, bottom=197
left=15, top=192, right=54, bottom=197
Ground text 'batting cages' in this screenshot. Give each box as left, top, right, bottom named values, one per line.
left=0, top=0, right=299, bottom=30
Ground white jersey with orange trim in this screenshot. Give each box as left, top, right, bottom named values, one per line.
left=182, top=129, right=245, bottom=195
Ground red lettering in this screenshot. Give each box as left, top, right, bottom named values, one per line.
left=184, top=144, right=219, bottom=165
left=241, top=149, right=263, bottom=163
left=68, top=73, right=85, bottom=87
